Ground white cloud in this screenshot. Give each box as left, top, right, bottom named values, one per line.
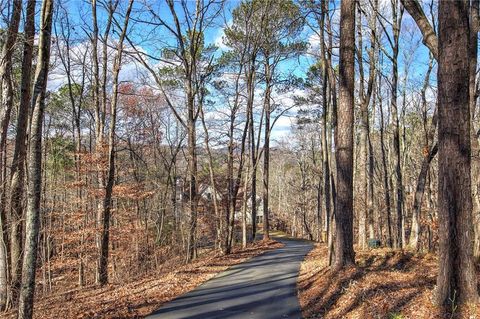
left=213, top=28, right=229, bottom=51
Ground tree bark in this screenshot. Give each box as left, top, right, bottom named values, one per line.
left=356, top=0, right=377, bottom=249
left=17, top=0, right=54, bottom=317
left=0, top=0, right=22, bottom=307
left=378, top=70, right=393, bottom=248
left=435, top=0, right=478, bottom=306
left=469, top=0, right=480, bottom=260
left=409, top=57, right=436, bottom=251
left=410, top=143, right=437, bottom=250
left=319, top=0, right=331, bottom=246
left=97, top=0, right=133, bottom=285
left=390, top=0, right=404, bottom=249
left=400, top=0, right=438, bottom=60
left=262, top=61, right=272, bottom=241
left=247, top=60, right=258, bottom=242
left=6, top=0, right=35, bottom=307
left=334, top=0, right=355, bottom=270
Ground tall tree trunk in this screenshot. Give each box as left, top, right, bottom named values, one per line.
left=391, top=0, right=404, bottom=249
left=92, top=0, right=117, bottom=283
left=199, top=101, right=221, bottom=252
left=0, top=0, right=22, bottom=307
left=186, top=84, right=198, bottom=262
left=356, top=7, right=368, bottom=250
left=334, top=0, right=355, bottom=270
left=435, top=0, right=478, bottom=306
left=409, top=57, right=436, bottom=250
left=378, top=69, right=393, bottom=248
left=326, top=9, right=337, bottom=265
left=410, top=143, right=437, bottom=250
left=469, top=0, right=480, bottom=260
left=17, top=0, right=54, bottom=317
left=7, top=0, right=35, bottom=307
left=247, top=61, right=258, bottom=241
left=97, top=0, right=133, bottom=284
left=356, top=0, right=377, bottom=249
left=242, top=163, right=250, bottom=248
left=225, top=57, right=249, bottom=254
left=319, top=0, right=331, bottom=246
left=262, top=61, right=272, bottom=241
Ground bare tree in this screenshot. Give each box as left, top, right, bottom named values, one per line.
left=97, top=0, right=134, bottom=285
left=0, top=0, right=22, bottom=307
left=17, top=0, right=54, bottom=317
left=356, top=0, right=378, bottom=249
left=334, top=0, right=356, bottom=270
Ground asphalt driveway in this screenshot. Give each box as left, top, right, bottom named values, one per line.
left=147, top=238, right=313, bottom=319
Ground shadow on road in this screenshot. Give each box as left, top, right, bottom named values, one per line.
left=147, top=238, right=313, bottom=319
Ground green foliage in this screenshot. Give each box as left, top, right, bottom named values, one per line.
left=49, top=83, right=84, bottom=112
left=46, top=136, right=75, bottom=173
left=388, top=313, right=404, bottom=319
left=157, top=30, right=217, bottom=91
left=224, top=0, right=306, bottom=58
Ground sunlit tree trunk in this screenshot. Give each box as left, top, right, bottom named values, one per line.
left=356, top=0, right=377, bottom=249
left=7, top=0, right=36, bottom=304
left=469, top=0, right=480, bottom=260
left=17, top=0, right=54, bottom=317
left=390, top=0, right=404, bottom=249
left=378, top=69, right=393, bottom=248
left=262, top=60, right=272, bottom=241
left=334, top=0, right=355, bottom=270
left=97, top=0, right=133, bottom=285
left=409, top=57, right=436, bottom=250
left=435, top=0, right=478, bottom=306
left=0, top=0, right=22, bottom=307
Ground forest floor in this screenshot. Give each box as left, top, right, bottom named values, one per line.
left=298, top=244, right=480, bottom=319
left=4, top=240, right=282, bottom=319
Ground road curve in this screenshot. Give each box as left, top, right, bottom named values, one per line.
left=147, top=238, right=313, bottom=319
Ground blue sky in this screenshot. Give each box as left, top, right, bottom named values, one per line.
left=41, top=0, right=438, bottom=142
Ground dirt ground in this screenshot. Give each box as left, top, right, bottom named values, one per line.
left=297, top=244, right=480, bottom=319
left=4, top=240, right=282, bottom=319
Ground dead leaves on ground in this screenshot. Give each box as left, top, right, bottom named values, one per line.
left=3, top=240, right=282, bottom=319
left=298, top=244, right=480, bottom=319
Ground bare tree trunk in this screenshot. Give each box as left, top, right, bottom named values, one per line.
left=319, top=0, right=331, bottom=246
left=0, top=0, right=22, bottom=307
left=400, top=0, right=438, bottom=60
left=97, top=0, right=133, bottom=285
left=390, top=0, right=404, bottom=249
left=328, top=172, right=336, bottom=266
left=378, top=70, right=393, bottom=248
left=186, top=84, right=198, bottom=262
left=356, top=0, right=377, bottom=249
left=225, top=110, right=249, bottom=253
left=409, top=57, right=436, bottom=250
left=199, top=100, right=221, bottom=252
left=326, top=9, right=337, bottom=265
left=242, top=163, right=250, bottom=248
left=248, top=61, right=258, bottom=242
left=410, top=143, right=437, bottom=250
left=334, top=0, right=355, bottom=270
left=17, top=0, right=54, bottom=317
left=6, top=0, right=35, bottom=307
left=262, top=61, right=272, bottom=241
left=356, top=7, right=368, bottom=250
left=435, top=0, right=478, bottom=306
left=91, top=0, right=118, bottom=284
left=225, top=53, right=249, bottom=253
left=469, top=0, right=480, bottom=260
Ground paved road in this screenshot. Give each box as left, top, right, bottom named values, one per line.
left=147, top=238, right=313, bottom=319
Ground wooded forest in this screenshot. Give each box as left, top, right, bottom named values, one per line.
left=0, top=0, right=479, bottom=318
